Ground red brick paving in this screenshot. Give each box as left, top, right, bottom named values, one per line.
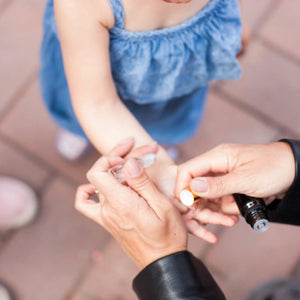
left=220, top=41, right=300, bottom=136
left=0, top=178, right=110, bottom=300
left=0, top=0, right=44, bottom=115
left=0, top=1, right=299, bottom=299
left=259, top=0, right=300, bottom=61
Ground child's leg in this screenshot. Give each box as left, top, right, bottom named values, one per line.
left=0, top=281, right=13, bottom=300
left=56, top=129, right=93, bottom=161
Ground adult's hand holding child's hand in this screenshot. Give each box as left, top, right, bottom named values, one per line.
left=75, top=149, right=187, bottom=269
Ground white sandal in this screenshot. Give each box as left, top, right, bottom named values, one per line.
left=0, top=282, right=12, bottom=300
left=165, top=146, right=180, bottom=162
left=56, top=129, right=92, bottom=161
left=0, top=176, right=38, bottom=231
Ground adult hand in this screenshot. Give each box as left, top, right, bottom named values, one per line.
left=106, top=138, right=237, bottom=243
left=176, top=142, right=295, bottom=214
left=116, top=139, right=238, bottom=243
left=75, top=155, right=187, bottom=269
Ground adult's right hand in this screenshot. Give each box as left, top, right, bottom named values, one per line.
left=176, top=142, right=295, bottom=213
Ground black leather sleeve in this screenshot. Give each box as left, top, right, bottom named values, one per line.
left=132, top=251, right=225, bottom=300
left=267, top=139, right=300, bottom=226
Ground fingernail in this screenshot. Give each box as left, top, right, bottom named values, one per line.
left=125, top=158, right=143, bottom=178
left=190, top=178, right=208, bottom=194
left=119, top=136, right=134, bottom=145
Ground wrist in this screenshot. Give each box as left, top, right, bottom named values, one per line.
left=136, top=246, right=188, bottom=270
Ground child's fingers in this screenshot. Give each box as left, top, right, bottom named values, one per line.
left=109, top=137, right=135, bottom=157
left=192, top=207, right=237, bottom=227
left=185, top=219, right=217, bottom=244
left=221, top=195, right=240, bottom=215
left=108, top=138, right=157, bottom=159
left=125, top=142, right=158, bottom=159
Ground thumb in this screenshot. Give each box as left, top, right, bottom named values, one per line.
left=124, top=158, right=165, bottom=211
left=190, top=173, right=245, bottom=198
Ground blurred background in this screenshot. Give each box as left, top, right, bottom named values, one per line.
left=0, top=0, right=300, bottom=299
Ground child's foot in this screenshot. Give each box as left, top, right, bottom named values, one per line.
left=0, top=282, right=12, bottom=300
left=165, top=146, right=180, bottom=162
left=56, top=129, right=92, bottom=161
left=0, top=176, right=38, bottom=231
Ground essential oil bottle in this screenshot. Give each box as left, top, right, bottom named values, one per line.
left=233, top=194, right=270, bottom=232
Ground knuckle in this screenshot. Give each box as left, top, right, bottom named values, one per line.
left=213, top=176, right=226, bottom=194
left=132, top=175, right=152, bottom=192
left=161, top=201, right=174, bottom=215
left=86, top=168, right=97, bottom=183
left=215, top=143, right=239, bottom=172
left=216, top=143, right=234, bottom=154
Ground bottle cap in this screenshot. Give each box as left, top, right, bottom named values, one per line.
left=253, top=219, right=270, bottom=232
left=180, top=189, right=195, bottom=206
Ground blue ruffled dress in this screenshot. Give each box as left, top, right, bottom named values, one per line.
left=40, top=0, right=242, bottom=145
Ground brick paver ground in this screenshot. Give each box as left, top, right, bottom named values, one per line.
left=0, top=1, right=299, bottom=299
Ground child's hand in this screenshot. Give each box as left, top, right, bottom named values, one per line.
left=148, top=162, right=238, bottom=244
left=107, top=136, right=159, bottom=160
left=237, top=10, right=251, bottom=57
left=106, top=138, right=239, bottom=244
left=181, top=197, right=239, bottom=243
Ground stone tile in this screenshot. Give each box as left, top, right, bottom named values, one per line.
left=0, top=137, right=49, bottom=190
left=242, top=0, right=274, bottom=30
left=0, top=79, right=101, bottom=185
left=0, top=0, right=46, bottom=115
left=208, top=270, right=245, bottom=300
left=291, top=259, right=300, bottom=278
left=188, top=234, right=210, bottom=257
left=220, top=41, right=300, bottom=136
left=178, top=91, right=278, bottom=160
left=0, top=0, right=6, bottom=9
left=204, top=220, right=300, bottom=297
left=0, top=177, right=110, bottom=300
left=77, top=239, right=139, bottom=300
left=260, top=0, right=300, bottom=61
left=272, top=130, right=300, bottom=144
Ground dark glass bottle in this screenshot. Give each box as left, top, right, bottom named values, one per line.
left=233, top=194, right=270, bottom=232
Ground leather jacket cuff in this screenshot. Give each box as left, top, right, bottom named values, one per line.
left=267, top=139, right=300, bottom=225
left=133, top=251, right=225, bottom=300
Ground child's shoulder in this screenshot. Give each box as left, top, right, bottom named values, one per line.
left=55, top=0, right=115, bottom=29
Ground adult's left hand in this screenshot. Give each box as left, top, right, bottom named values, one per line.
left=75, top=153, right=187, bottom=269
left=77, top=139, right=238, bottom=245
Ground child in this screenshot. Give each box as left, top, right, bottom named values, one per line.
left=40, top=0, right=245, bottom=241
left=40, top=0, right=244, bottom=159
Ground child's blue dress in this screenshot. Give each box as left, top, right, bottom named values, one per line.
left=40, top=0, right=241, bottom=145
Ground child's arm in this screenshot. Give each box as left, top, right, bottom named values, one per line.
left=237, top=0, right=251, bottom=56
left=54, top=0, right=239, bottom=242
left=54, top=0, right=173, bottom=164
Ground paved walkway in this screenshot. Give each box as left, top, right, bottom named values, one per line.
left=0, top=1, right=299, bottom=299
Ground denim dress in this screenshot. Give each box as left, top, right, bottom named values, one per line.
left=40, top=0, right=242, bottom=145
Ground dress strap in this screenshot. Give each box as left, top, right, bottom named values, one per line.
left=107, top=0, right=125, bottom=29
